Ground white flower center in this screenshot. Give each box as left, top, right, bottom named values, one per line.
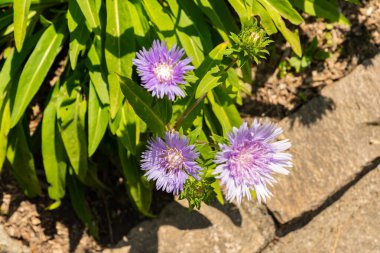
left=236, top=148, right=254, bottom=168
left=154, top=63, right=174, bottom=83
left=166, top=148, right=184, bottom=170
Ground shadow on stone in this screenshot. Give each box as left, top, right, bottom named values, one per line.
left=274, top=156, right=380, bottom=237
left=121, top=201, right=213, bottom=253
left=288, top=96, right=335, bottom=129
left=210, top=200, right=242, bottom=227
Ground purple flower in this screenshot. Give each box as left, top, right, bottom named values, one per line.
left=133, top=40, right=194, bottom=101
left=141, top=131, right=202, bottom=195
left=214, top=121, right=292, bottom=204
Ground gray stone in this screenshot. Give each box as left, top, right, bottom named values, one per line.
left=0, top=225, right=29, bottom=253
left=104, top=199, right=275, bottom=253
left=262, top=165, right=380, bottom=253
left=266, top=55, right=380, bottom=223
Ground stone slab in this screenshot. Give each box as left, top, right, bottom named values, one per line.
left=0, top=225, right=29, bottom=253
left=103, top=199, right=275, bottom=253
left=262, top=165, right=380, bottom=253
left=266, top=55, right=380, bottom=223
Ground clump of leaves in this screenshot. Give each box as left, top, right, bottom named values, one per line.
left=228, top=19, right=272, bottom=64
left=179, top=176, right=216, bottom=210
left=279, top=37, right=331, bottom=76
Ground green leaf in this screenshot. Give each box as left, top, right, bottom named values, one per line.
left=0, top=0, right=66, bottom=7
left=260, top=1, right=302, bottom=56
left=87, top=39, right=110, bottom=105
left=127, top=0, right=152, bottom=47
left=10, top=18, right=67, bottom=127
left=259, top=0, right=304, bottom=25
left=116, top=101, right=139, bottom=154
left=251, top=0, right=277, bottom=35
left=227, top=0, right=252, bottom=23
left=178, top=0, right=213, bottom=53
left=141, top=0, right=176, bottom=44
left=58, top=80, right=88, bottom=182
left=105, top=0, right=135, bottom=118
left=196, top=42, right=228, bottom=77
left=67, top=172, right=99, bottom=238
left=118, top=75, right=166, bottom=135
left=212, top=180, right=224, bottom=205
left=167, top=0, right=205, bottom=67
left=153, top=98, right=172, bottom=125
left=6, top=123, right=42, bottom=197
left=195, top=42, right=228, bottom=98
left=291, top=0, right=350, bottom=25
left=42, top=85, right=67, bottom=208
left=195, top=0, right=239, bottom=42
left=13, top=0, right=31, bottom=51
left=0, top=30, right=42, bottom=97
left=195, top=66, right=226, bottom=98
left=207, top=90, right=240, bottom=136
left=117, top=141, right=153, bottom=217
left=213, top=86, right=242, bottom=130
left=88, top=82, right=108, bottom=157
left=0, top=95, right=11, bottom=172
left=76, top=0, right=100, bottom=32
left=67, top=0, right=91, bottom=69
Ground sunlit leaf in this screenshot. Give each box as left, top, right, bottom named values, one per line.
left=42, top=84, right=67, bottom=208
left=118, top=75, right=166, bottom=135
left=13, top=0, right=31, bottom=51
left=88, top=82, right=108, bottom=157
left=6, top=123, right=42, bottom=198
left=10, top=17, right=67, bottom=127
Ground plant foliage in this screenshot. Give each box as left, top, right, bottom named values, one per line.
left=0, top=0, right=353, bottom=235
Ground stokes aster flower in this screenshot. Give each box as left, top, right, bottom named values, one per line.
left=141, top=131, right=201, bottom=195
left=214, top=121, right=292, bottom=204
left=133, top=40, right=194, bottom=101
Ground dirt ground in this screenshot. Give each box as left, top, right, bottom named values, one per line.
left=0, top=0, right=379, bottom=252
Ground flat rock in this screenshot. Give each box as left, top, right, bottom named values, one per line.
left=266, top=55, right=380, bottom=223
left=0, top=225, right=29, bottom=253
left=103, top=199, right=275, bottom=253
left=262, top=165, right=380, bottom=253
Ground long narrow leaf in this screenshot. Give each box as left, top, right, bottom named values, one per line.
left=251, top=0, right=277, bottom=35
left=195, top=0, right=239, bottom=42
left=259, top=0, right=302, bottom=56
left=167, top=0, right=205, bottom=67
left=0, top=30, right=42, bottom=96
left=141, top=0, right=176, bottom=44
left=76, top=0, right=100, bottom=32
left=118, top=75, right=166, bottom=135
left=291, top=0, right=350, bottom=25
left=87, top=39, right=110, bottom=105
left=10, top=18, right=67, bottom=127
left=88, top=82, right=108, bottom=157
left=0, top=95, right=11, bottom=172
left=105, top=0, right=135, bottom=118
left=178, top=0, right=213, bottom=53
left=67, top=0, right=90, bottom=69
left=195, top=42, right=228, bottom=97
left=42, top=85, right=67, bottom=208
left=116, top=101, right=139, bottom=154
left=259, top=0, right=304, bottom=25
left=14, top=0, right=31, bottom=51
left=6, top=123, right=42, bottom=197
left=58, top=80, right=88, bottom=182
